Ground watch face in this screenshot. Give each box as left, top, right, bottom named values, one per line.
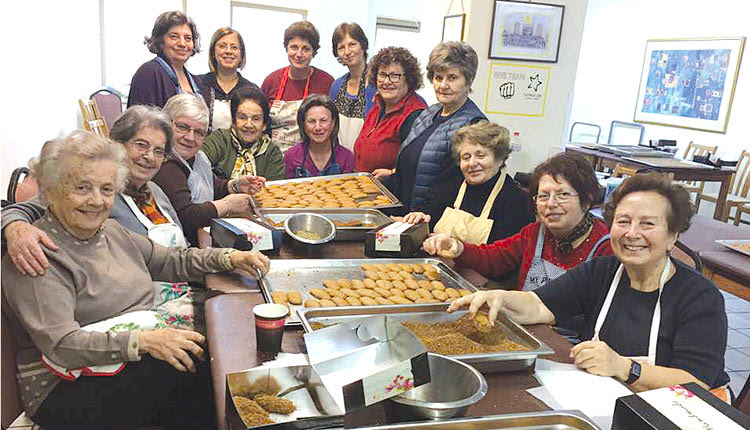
left=627, top=360, right=642, bottom=384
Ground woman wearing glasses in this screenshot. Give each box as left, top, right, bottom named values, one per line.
left=153, top=95, right=263, bottom=245
left=423, top=153, right=612, bottom=291
left=353, top=46, right=426, bottom=174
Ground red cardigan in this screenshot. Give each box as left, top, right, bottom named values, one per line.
left=455, top=220, right=613, bottom=290
left=354, top=91, right=426, bottom=172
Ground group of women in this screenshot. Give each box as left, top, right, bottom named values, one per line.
left=0, top=8, right=732, bottom=430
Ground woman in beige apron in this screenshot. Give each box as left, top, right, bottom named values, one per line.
left=269, top=67, right=311, bottom=151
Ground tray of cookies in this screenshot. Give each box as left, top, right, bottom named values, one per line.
left=252, top=173, right=401, bottom=210
left=262, top=209, right=391, bottom=241
left=259, top=258, right=478, bottom=326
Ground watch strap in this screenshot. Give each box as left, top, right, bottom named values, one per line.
left=625, top=360, right=641, bottom=385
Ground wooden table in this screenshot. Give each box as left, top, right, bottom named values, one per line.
left=566, top=145, right=735, bottom=221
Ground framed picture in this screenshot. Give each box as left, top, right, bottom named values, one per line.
left=442, top=14, right=466, bottom=42
left=634, top=37, right=746, bottom=133
left=488, top=0, right=564, bottom=63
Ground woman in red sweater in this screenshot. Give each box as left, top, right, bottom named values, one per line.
left=424, top=153, right=613, bottom=291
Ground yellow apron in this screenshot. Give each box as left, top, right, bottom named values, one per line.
left=433, top=170, right=506, bottom=245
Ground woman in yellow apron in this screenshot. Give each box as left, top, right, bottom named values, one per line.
left=403, top=121, right=534, bottom=244
left=260, top=21, right=334, bottom=152
left=447, top=173, right=731, bottom=398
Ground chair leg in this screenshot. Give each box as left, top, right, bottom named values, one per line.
left=735, top=212, right=742, bottom=226
left=693, top=194, right=701, bottom=211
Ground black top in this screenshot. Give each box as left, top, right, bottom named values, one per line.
left=424, top=170, right=535, bottom=243
left=198, top=71, right=259, bottom=102
left=536, top=256, right=730, bottom=388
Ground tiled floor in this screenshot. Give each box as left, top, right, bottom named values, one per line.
left=723, top=289, right=750, bottom=396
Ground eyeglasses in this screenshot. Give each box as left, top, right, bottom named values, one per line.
left=216, top=42, right=240, bottom=52
left=377, top=72, right=403, bottom=83
left=173, top=121, right=207, bottom=140
left=533, top=191, right=578, bottom=204
left=128, top=139, right=166, bottom=158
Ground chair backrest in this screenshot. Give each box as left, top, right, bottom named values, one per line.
left=569, top=122, right=601, bottom=144
left=729, top=150, right=750, bottom=198
left=612, top=163, right=639, bottom=178
left=671, top=240, right=701, bottom=271
left=79, top=99, right=109, bottom=138
left=1, top=306, right=22, bottom=428
left=682, top=141, right=718, bottom=161
left=90, top=89, right=123, bottom=131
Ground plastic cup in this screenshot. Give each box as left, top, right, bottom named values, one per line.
left=252, top=303, right=288, bottom=353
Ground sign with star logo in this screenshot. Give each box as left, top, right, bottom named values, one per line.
left=485, top=63, right=550, bottom=116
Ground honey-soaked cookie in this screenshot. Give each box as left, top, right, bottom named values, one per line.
left=389, top=288, right=406, bottom=297
left=375, top=279, right=394, bottom=289
left=389, top=295, right=412, bottom=304
left=358, top=288, right=379, bottom=298
left=326, top=289, right=345, bottom=298
left=423, top=271, right=440, bottom=281
left=392, top=280, right=408, bottom=290
left=404, top=290, right=421, bottom=301
left=386, top=271, right=403, bottom=281
left=397, top=263, right=413, bottom=273
left=404, top=279, right=420, bottom=290
left=331, top=297, right=349, bottom=306
left=458, top=289, right=472, bottom=297
left=346, top=296, right=363, bottom=306
left=323, top=279, right=340, bottom=290
left=373, top=296, right=394, bottom=305
left=410, top=263, right=424, bottom=274
left=360, top=296, right=379, bottom=306
left=398, top=271, right=413, bottom=280
left=363, top=278, right=377, bottom=289
left=310, top=288, right=331, bottom=300
left=445, top=288, right=460, bottom=299
left=340, top=288, right=361, bottom=298
left=364, top=270, right=381, bottom=280
left=319, top=299, right=337, bottom=307
left=373, top=287, right=391, bottom=298
left=373, top=264, right=389, bottom=272
left=430, top=281, right=447, bottom=291
left=417, top=279, right=432, bottom=289
left=351, top=279, right=366, bottom=289
left=304, top=299, right=321, bottom=308
left=415, top=288, right=433, bottom=300
left=287, top=291, right=302, bottom=305
left=270, top=291, right=288, bottom=304
left=423, top=264, right=438, bottom=273
left=431, top=290, right=448, bottom=301
left=386, top=263, right=400, bottom=272
left=361, top=263, right=376, bottom=272
left=336, top=278, right=352, bottom=289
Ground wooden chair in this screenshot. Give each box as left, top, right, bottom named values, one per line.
left=90, top=88, right=123, bottom=131
left=734, top=376, right=750, bottom=414
left=78, top=99, right=109, bottom=138
left=612, top=163, right=639, bottom=178
left=679, top=141, right=718, bottom=208
left=734, top=203, right=750, bottom=227
left=697, top=150, right=750, bottom=222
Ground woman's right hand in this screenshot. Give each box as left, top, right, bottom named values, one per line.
left=403, top=212, right=431, bottom=225
left=139, top=328, right=206, bottom=372
left=217, top=193, right=253, bottom=216
left=422, top=233, right=464, bottom=258
left=4, top=221, right=59, bottom=276
left=372, top=168, right=394, bottom=180
left=447, top=290, right=505, bottom=326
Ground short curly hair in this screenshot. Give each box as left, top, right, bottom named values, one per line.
left=366, top=47, right=423, bottom=91
left=284, top=21, right=320, bottom=56
left=450, top=121, right=511, bottom=167
left=603, top=172, right=694, bottom=234
left=144, top=11, right=200, bottom=57
left=530, top=153, right=602, bottom=211
left=332, top=22, right=369, bottom=61
left=426, top=42, right=478, bottom=86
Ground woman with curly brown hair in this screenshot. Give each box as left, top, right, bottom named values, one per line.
left=261, top=21, right=334, bottom=151
left=353, top=46, right=426, bottom=174
left=128, top=11, right=210, bottom=109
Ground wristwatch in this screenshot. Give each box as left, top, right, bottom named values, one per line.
left=625, top=360, right=641, bottom=385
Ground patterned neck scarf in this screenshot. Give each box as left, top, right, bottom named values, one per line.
left=554, top=211, right=594, bottom=252
left=124, top=183, right=152, bottom=206
left=229, top=128, right=271, bottom=179
left=333, top=66, right=367, bottom=118
left=124, top=183, right=168, bottom=224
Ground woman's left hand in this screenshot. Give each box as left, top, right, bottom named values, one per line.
left=403, top=212, right=431, bottom=224
left=232, top=175, right=266, bottom=194
left=230, top=250, right=271, bottom=277
left=570, top=340, right=631, bottom=380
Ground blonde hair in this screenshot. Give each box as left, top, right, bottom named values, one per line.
left=450, top=121, right=511, bottom=166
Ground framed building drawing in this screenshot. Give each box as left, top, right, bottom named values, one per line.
left=488, top=0, right=564, bottom=63
left=442, top=14, right=465, bottom=42
left=634, top=37, right=746, bottom=133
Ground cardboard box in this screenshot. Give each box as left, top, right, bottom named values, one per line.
left=211, top=218, right=281, bottom=255
left=365, top=222, right=428, bottom=258
left=612, top=382, right=750, bottom=430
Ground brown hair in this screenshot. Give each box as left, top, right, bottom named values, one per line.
left=144, top=11, right=200, bottom=56
left=208, top=27, right=246, bottom=72
left=366, top=46, right=424, bottom=91
left=296, top=95, right=340, bottom=146
left=603, top=172, right=694, bottom=234
left=331, top=22, right=369, bottom=61
left=530, top=153, right=602, bottom=210
left=450, top=121, right=511, bottom=167
left=284, top=21, right=320, bottom=56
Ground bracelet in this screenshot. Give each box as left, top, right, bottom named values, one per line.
left=221, top=249, right=236, bottom=271
left=232, top=179, right=240, bottom=194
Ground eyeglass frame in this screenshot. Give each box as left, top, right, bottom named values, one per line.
left=376, top=72, right=403, bottom=84
left=172, top=121, right=207, bottom=140
left=533, top=190, right=579, bottom=205
left=126, top=139, right=167, bottom=158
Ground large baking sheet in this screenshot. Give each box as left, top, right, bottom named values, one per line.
left=716, top=239, right=750, bottom=257
left=350, top=410, right=601, bottom=430
left=260, top=258, right=478, bottom=326
left=298, top=303, right=554, bottom=373
left=261, top=209, right=391, bottom=241
left=254, top=173, right=402, bottom=210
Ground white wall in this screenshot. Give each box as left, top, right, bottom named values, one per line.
left=464, top=0, right=589, bottom=176
left=571, top=0, right=750, bottom=216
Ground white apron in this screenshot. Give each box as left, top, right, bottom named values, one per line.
left=212, top=99, right=232, bottom=130
left=175, top=150, right=214, bottom=203
left=270, top=66, right=311, bottom=152
left=433, top=170, right=507, bottom=245
left=337, top=115, right=364, bottom=152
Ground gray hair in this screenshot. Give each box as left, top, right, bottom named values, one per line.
left=426, top=41, right=479, bottom=86
left=110, top=105, right=174, bottom=153
left=162, top=94, right=209, bottom=131
left=31, top=130, right=130, bottom=197
left=451, top=121, right=512, bottom=167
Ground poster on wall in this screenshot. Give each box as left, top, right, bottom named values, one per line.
left=634, top=37, right=745, bottom=133
left=485, top=63, right=550, bottom=116
left=488, top=0, right=564, bottom=63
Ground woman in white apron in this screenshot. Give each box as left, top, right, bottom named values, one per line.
left=447, top=173, right=731, bottom=397
left=423, top=152, right=613, bottom=291
left=329, top=22, right=377, bottom=151
left=403, top=121, right=533, bottom=245
left=261, top=21, right=334, bottom=152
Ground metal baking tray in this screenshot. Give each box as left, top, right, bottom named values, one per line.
left=260, top=258, right=478, bottom=326
left=348, top=410, right=601, bottom=430
left=298, top=303, right=553, bottom=373
left=253, top=173, right=402, bottom=210
left=716, top=239, right=750, bottom=257
left=261, top=209, right=391, bottom=241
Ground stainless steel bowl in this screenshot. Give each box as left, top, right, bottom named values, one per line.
left=284, top=213, right=335, bottom=245
left=389, top=353, right=487, bottom=420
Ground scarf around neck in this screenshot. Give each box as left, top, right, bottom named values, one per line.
left=229, top=128, right=271, bottom=178
left=553, top=211, right=594, bottom=252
